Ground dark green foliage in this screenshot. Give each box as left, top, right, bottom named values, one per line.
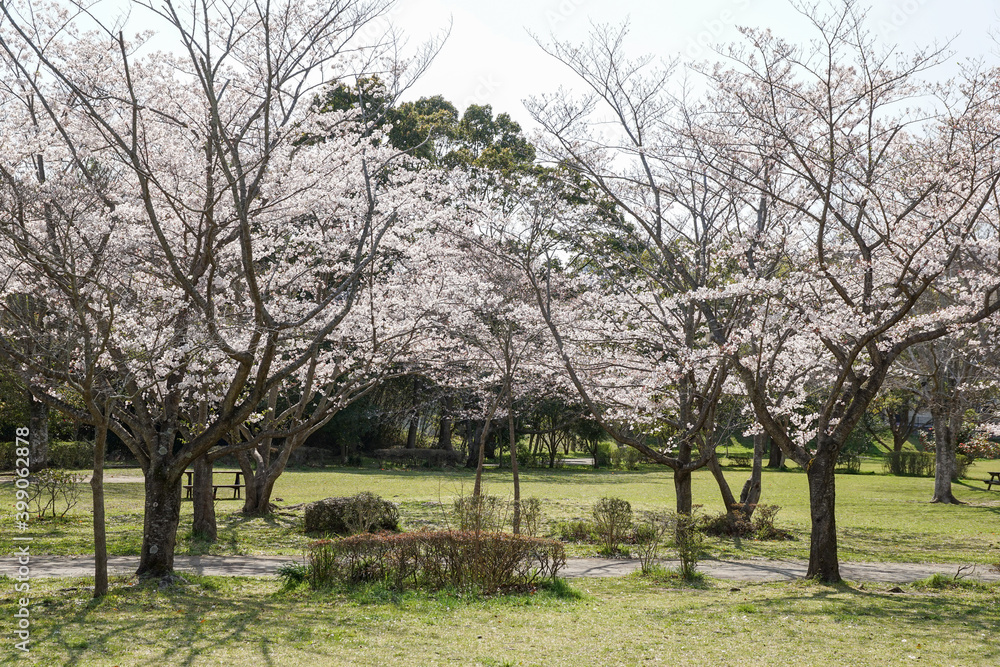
left=303, top=493, right=400, bottom=535
left=374, top=448, right=464, bottom=468
left=882, top=451, right=936, bottom=476
left=0, top=440, right=92, bottom=470
left=554, top=520, right=597, bottom=543
left=276, top=561, right=309, bottom=588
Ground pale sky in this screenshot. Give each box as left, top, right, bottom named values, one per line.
left=387, top=0, right=1000, bottom=130
left=87, top=0, right=1000, bottom=131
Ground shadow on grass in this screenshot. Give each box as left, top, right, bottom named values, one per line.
left=745, top=582, right=1000, bottom=640
left=37, top=577, right=340, bottom=667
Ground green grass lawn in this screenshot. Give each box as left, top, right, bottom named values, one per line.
left=1, top=460, right=999, bottom=563
left=1, top=574, right=997, bottom=666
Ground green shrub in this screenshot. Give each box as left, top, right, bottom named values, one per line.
left=673, top=511, right=703, bottom=581
left=554, top=520, right=597, bottom=543
left=307, top=530, right=566, bottom=593
left=751, top=504, right=793, bottom=541
left=518, top=497, right=543, bottom=537
left=701, top=509, right=753, bottom=537
left=633, top=511, right=672, bottom=573
left=594, top=442, right=614, bottom=468
left=836, top=451, right=862, bottom=474
left=0, top=440, right=93, bottom=470
left=728, top=453, right=752, bottom=467
left=592, top=497, right=632, bottom=556
left=882, top=451, right=935, bottom=476
left=276, top=561, right=309, bottom=588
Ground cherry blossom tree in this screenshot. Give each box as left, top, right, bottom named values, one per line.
left=417, top=197, right=570, bottom=532
left=0, top=0, right=456, bottom=579
left=521, top=24, right=784, bottom=519
left=702, top=1, right=1000, bottom=581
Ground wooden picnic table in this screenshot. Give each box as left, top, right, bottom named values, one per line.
left=183, top=470, right=245, bottom=499
left=985, top=471, right=1000, bottom=491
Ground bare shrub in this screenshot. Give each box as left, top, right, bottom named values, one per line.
left=453, top=494, right=508, bottom=533
left=28, top=469, right=84, bottom=518
left=307, top=531, right=566, bottom=593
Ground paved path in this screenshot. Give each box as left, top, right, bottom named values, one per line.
left=8, top=555, right=999, bottom=583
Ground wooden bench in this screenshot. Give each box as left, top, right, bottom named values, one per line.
left=985, top=472, right=1000, bottom=491
left=183, top=470, right=245, bottom=500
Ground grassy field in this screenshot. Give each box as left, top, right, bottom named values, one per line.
left=2, top=460, right=999, bottom=665
left=0, top=573, right=997, bottom=666
left=1, top=459, right=999, bottom=564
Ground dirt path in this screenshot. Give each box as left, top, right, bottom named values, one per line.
left=7, top=555, right=998, bottom=583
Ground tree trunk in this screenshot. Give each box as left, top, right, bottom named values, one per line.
left=741, top=433, right=764, bottom=510
left=706, top=454, right=740, bottom=521
left=891, top=411, right=909, bottom=452
left=805, top=453, right=841, bottom=583
left=508, top=392, right=520, bottom=534
left=245, top=471, right=281, bottom=515
left=473, top=420, right=490, bottom=497
left=27, top=391, right=48, bottom=472
left=237, top=451, right=259, bottom=514
left=406, top=416, right=419, bottom=449
left=191, top=454, right=217, bottom=541
left=765, top=434, right=783, bottom=469
left=465, top=421, right=482, bottom=469
left=136, top=467, right=183, bottom=579
left=91, top=419, right=108, bottom=598
left=673, top=468, right=692, bottom=515
left=438, top=397, right=453, bottom=451
left=930, top=406, right=963, bottom=504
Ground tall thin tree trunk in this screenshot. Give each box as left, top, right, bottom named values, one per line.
left=91, top=418, right=108, bottom=598
left=805, top=452, right=841, bottom=583
left=465, top=421, right=481, bottom=469
left=473, top=392, right=503, bottom=497
left=508, top=389, right=520, bottom=534
left=406, top=416, right=419, bottom=449
left=742, top=433, right=764, bottom=509
left=27, top=391, right=48, bottom=472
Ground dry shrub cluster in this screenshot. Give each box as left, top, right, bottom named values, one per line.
left=701, top=504, right=793, bottom=541
left=307, top=530, right=566, bottom=593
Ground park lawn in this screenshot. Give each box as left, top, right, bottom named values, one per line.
left=0, top=461, right=998, bottom=563
left=0, top=573, right=997, bottom=666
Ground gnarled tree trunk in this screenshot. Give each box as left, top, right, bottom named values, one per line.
left=805, top=452, right=840, bottom=583
left=191, top=454, right=217, bottom=540
left=136, top=465, right=183, bottom=579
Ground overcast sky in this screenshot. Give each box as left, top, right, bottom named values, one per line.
left=387, top=0, right=1000, bottom=130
